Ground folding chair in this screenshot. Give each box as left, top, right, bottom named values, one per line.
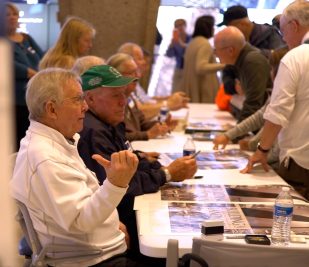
left=166, top=239, right=208, bottom=267
left=190, top=237, right=309, bottom=267
left=15, top=200, right=104, bottom=267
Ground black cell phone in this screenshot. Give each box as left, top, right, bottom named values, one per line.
left=244, top=235, right=271, bottom=245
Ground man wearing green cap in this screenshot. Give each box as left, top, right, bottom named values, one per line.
left=78, top=65, right=197, bottom=264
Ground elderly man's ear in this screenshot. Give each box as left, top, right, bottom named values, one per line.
left=84, top=91, right=93, bottom=105
left=45, top=100, right=58, bottom=119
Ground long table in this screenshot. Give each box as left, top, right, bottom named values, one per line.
left=132, top=104, right=309, bottom=258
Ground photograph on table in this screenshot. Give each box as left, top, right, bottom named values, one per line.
left=185, top=121, right=234, bottom=134
left=168, top=202, right=309, bottom=235
left=168, top=202, right=252, bottom=234
left=165, top=149, right=249, bottom=170
left=191, top=131, right=220, bottom=141
left=240, top=203, right=309, bottom=235
left=226, top=185, right=308, bottom=203
left=160, top=184, right=307, bottom=203
left=161, top=184, right=230, bottom=202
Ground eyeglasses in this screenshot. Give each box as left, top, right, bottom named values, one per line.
left=62, top=93, right=86, bottom=105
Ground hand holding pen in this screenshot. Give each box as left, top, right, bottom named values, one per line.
left=191, top=150, right=201, bottom=159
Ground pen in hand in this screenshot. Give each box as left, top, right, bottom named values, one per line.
left=191, top=150, right=201, bottom=158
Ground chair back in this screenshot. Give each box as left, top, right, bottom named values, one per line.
left=15, top=200, right=42, bottom=257
left=190, top=237, right=309, bottom=267
left=15, top=200, right=104, bottom=267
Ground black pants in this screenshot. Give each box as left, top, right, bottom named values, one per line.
left=89, top=252, right=165, bottom=267
left=278, top=157, right=309, bottom=200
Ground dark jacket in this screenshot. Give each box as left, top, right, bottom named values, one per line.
left=78, top=110, right=167, bottom=251
left=13, top=33, right=44, bottom=106
left=78, top=110, right=166, bottom=193
left=250, top=22, right=285, bottom=58
left=235, top=43, right=271, bottom=122
left=125, top=97, right=157, bottom=141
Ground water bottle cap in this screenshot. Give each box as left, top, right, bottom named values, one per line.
left=282, top=186, right=290, bottom=192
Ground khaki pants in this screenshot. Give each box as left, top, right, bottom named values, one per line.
left=278, top=157, right=309, bottom=200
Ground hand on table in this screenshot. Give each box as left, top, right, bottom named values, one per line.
left=240, top=150, right=269, bottom=174
left=147, top=122, right=169, bottom=139
left=213, top=134, right=230, bottom=150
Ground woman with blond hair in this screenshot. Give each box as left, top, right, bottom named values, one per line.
left=6, top=2, right=44, bottom=150
left=39, top=16, right=95, bottom=69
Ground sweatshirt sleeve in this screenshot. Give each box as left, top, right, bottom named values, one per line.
left=34, top=160, right=127, bottom=233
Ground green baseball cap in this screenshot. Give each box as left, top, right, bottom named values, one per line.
left=81, top=65, right=138, bottom=91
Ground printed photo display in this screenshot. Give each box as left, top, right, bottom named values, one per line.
left=165, top=149, right=249, bottom=170
left=160, top=184, right=308, bottom=203
left=185, top=122, right=233, bottom=134
left=168, top=202, right=309, bottom=235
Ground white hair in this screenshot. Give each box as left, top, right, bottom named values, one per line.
left=283, top=0, right=309, bottom=27
left=26, top=68, right=80, bottom=121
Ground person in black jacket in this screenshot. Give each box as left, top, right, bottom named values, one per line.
left=6, top=3, right=44, bottom=150
left=78, top=65, right=197, bottom=264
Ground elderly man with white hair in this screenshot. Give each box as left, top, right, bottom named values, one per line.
left=9, top=67, right=153, bottom=267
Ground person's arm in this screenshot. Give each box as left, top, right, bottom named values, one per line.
left=241, top=120, right=281, bottom=173
left=226, top=103, right=267, bottom=140
left=137, top=101, right=161, bottom=120
left=124, top=106, right=156, bottom=141
left=79, top=123, right=167, bottom=196
left=34, top=158, right=129, bottom=233
left=213, top=104, right=266, bottom=150
left=195, top=41, right=225, bottom=74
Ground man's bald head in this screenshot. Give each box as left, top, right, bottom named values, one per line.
left=214, top=26, right=246, bottom=64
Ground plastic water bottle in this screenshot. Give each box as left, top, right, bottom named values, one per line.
left=183, top=136, right=196, bottom=156
left=159, top=101, right=169, bottom=123
left=271, top=186, right=294, bottom=246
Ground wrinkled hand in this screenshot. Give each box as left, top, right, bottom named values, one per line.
left=238, top=138, right=250, bottom=151
left=119, top=222, right=130, bottom=248
left=240, top=150, right=269, bottom=174
left=167, top=156, right=197, bottom=182
left=167, top=92, right=190, bottom=111
left=147, top=122, right=169, bottom=139
left=139, top=151, right=160, bottom=162
left=213, top=134, right=230, bottom=150
left=92, top=151, right=138, bottom=188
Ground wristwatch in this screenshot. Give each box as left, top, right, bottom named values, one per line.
left=163, top=168, right=172, bottom=182
left=257, top=142, right=270, bottom=153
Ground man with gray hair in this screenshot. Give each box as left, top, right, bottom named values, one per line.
left=118, top=42, right=189, bottom=120
left=242, top=0, right=309, bottom=199
left=107, top=52, right=177, bottom=141
left=214, top=26, right=272, bottom=122
left=72, top=55, right=105, bottom=75
left=9, top=68, right=147, bottom=266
